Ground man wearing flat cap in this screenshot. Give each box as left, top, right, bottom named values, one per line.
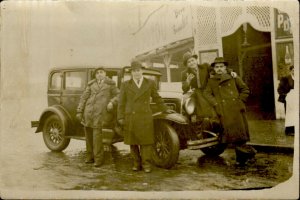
left=77, top=67, right=119, bottom=167
left=118, top=61, right=173, bottom=173
left=181, top=51, right=236, bottom=119
left=204, top=57, right=256, bottom=166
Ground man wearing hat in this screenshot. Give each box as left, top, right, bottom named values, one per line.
left=181, top=51, right=236, bottom=119
left=76, top=67, right=119, bottom=167
left=204, top=57, right=256, bottom=166
left=117, top=61, right=173, bottom=173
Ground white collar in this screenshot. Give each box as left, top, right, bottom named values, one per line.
left=133, top=76, right=144, bottom=88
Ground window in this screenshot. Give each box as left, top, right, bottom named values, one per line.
left=50, top=72, right=62, bottom=90
left=65, top=71, right=86, bottom=90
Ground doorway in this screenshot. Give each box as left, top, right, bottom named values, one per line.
left=222, top=23, right=275, bottom=120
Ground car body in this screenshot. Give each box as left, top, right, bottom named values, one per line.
left=32, top=66, right=224, bottom=169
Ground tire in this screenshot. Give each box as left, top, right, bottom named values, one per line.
left=201, top=143, right=227, bottom=156
left=42, top=114, right=70, bottom=152
left=152, top=121, right=180, bottom=169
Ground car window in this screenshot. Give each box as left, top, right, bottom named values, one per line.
left=65, top=71, right=86, bottom=90
left=50, top=72, right=62, bottom=90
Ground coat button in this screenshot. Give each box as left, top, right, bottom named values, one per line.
left=219, top=85, right=221, bottom=88
left=222, top=99, right=225, bottom=102
left=132, top=111, right=135, bottom=114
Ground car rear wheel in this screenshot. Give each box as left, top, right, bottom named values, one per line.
left=152, top=121, right=180, bottom=169
left=42, top=114, right=70, bottom=152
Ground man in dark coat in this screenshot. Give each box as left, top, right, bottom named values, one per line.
left=117, top=61, right=172, bottom=173
left=181, top=51, right=236, bottom=119
left=76, top=67, right=119, bottom=167
left=204, top=57, right=256, bottom=166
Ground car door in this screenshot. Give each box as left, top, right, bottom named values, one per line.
left=61, top=69, right=88, bottom=137
left=48, top=71, right=63, bottom=106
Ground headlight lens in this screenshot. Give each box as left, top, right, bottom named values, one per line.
left=184, top=97, right=196, bottom=115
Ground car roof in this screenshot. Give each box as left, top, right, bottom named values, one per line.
left=50, top=66, right=162, bottom=76
left=50, top=66, right=121, bottom=71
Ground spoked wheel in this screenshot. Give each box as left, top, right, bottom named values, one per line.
left=152, top=121, right=180, bottom=169
left=42, top=114, right=70, bottom=152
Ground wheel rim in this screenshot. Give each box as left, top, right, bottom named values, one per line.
left=46, top=120, right=63, bottom=145
left=155, top=124, right=171, bottom=159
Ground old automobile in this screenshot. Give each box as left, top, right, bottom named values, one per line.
left=31, top=66, right=225, bottom=169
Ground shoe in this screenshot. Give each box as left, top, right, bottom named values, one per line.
left=85, top=159, right=94, bottom=164
left=235, top=145, right=256, bottom=165
left=94, top=162, right=103, bottom=168
left=94, top=158, right=104, bottom=168
left=132, top=163, right=141, bottom=171
left=143, top=167, right=152, bottom=173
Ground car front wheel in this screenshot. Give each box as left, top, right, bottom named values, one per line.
left=152, top=121, right=180, bottom=169
left=42, top=114, right=70, bottom=152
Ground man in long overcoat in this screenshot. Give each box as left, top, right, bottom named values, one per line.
left=77, top=67, right=119, bottom=167
left=204, top=57, right=256, bottom=165
left=117, top=61, right=171, bottom=173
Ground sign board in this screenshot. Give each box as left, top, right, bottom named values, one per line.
left=274, top=8, right=293, bottom=39
left=135, top=5, right=193, bottom=55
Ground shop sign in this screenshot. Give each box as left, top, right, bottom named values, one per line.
left=274, top=8, right=293, bottom=39
left=135, top=5, right=192, bottom=55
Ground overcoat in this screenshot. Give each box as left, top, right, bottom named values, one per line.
left=181, top=63, right=217, bottom=118
left=204, top=73, right=250, bottom=143
left=77, top=77, right=119, bottom=128
left=117, top=78, right=168, bottom=145
left=277, top=74, right=294, bottom=103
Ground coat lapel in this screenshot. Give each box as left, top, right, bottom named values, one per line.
left=133, top=78, right=150, bottom=101
left=219, top=73, right=232, bottom=84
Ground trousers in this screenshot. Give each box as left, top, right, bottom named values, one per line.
left=130, top=145, right=152, bottom=168
left=84, top=127, right=104, bottom=164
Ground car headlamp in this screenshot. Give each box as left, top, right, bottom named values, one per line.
left=184, top=97, right=196, bottom=115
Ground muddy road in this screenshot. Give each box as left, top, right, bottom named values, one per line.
left=0, top=127, right=294, bottom=192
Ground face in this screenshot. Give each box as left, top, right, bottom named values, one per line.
left=213, top=63, right=227, bottom=75
left=95, top=70, right=106, bottom=81
left=186, top=57, right=198, bottom=69
left=131, top=68, right=143, bottom=80
left=290, top=68, right=294, bottom=76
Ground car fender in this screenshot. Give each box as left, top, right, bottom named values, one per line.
left=35, top=105, right=73, bottom=134
left=153, top=112, right=189, bottom=125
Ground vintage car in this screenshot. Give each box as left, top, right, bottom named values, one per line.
left=31, top=66, right=225, bottom=169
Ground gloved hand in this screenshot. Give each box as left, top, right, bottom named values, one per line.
left=230, top=71, right=237, bottom=78
left=76, top=113, right=83, bottom=121
left=107, top=102, right=114, bottom=112
left=118, top=119, right=124, bottom=126
left=164, top=109, right=176, bottom=114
